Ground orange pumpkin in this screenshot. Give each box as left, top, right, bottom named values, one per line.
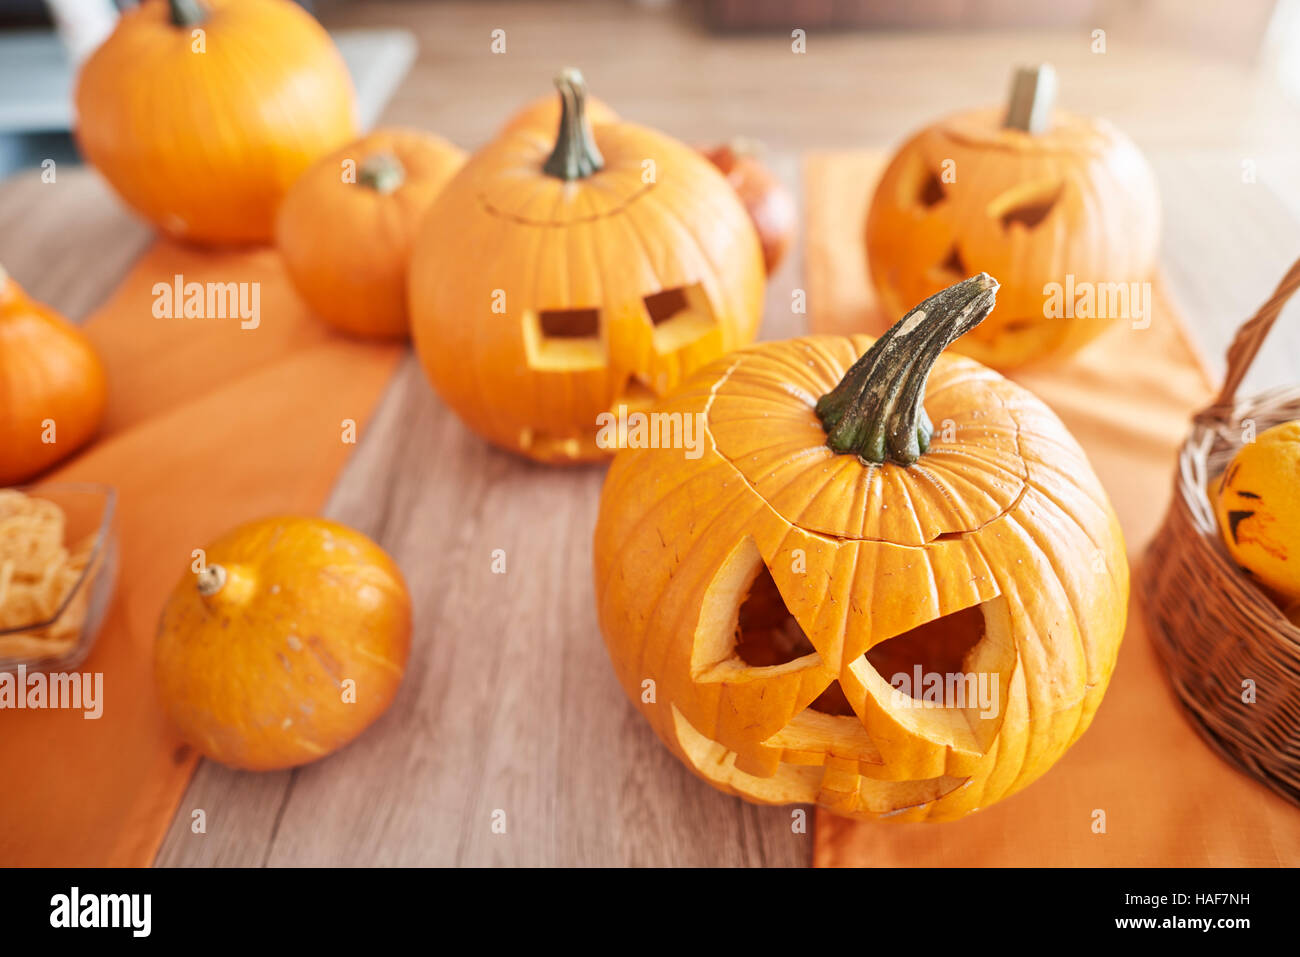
left=500, top=88, right=619, bottom=137
left=409, top=69, right=764, bottom=463
left=276, top=128, right=466, bottom=339
left=702, top=140, right=797, bottom=275
left=866, top=66, right=1159, bottom=369
left=594, top=275, right=1128, bottom=821
left=155, top=516, right=411, bottom=771
left=0, top=268, right=108, bottom=485
left=75, top=0, right=357, bottom=245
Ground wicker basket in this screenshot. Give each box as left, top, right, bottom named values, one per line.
left=1143, top=259, right=1300, bottom=807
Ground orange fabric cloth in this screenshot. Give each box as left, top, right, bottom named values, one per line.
left=806, top=151, right=1300, bottom=867
left=0, top=241, right=401, bottom=866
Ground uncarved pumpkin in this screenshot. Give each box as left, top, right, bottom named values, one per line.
left=866, top=66, right=1159, bottom=369
left=0, top=268, right=108, bottom=485
left=409, top=69, right=764, bottom=463
left=1216, top=420, right=1300, bottom=603
left=702, top=141, right=797, bottom=276
left=594, top=274, right=1128, bottom=821
left=155, top=516, right=411, bottom=771
left=75, top=0, right=358, bottom=245
left=276, top=128, right=466, bottom=339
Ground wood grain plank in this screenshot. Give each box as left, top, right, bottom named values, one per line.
left=5, top=0, right=1299, bottom=867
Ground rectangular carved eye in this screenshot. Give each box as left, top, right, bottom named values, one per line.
left=525, top=307, right=604, bottom=370
left=642, top=283, right=716, bottom=353
left=538, top=307, right=600, bottom=338
left=644, top=287, right=692, bottom=325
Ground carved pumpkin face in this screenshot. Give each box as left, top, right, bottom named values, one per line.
left=409, top=71, right=763, bottom=462
left=594, top=277, right=1128, bottom=820
left=866, top=107, right=1160, bottom=369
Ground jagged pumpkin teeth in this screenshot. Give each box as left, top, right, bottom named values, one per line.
left=594, top=274, right=1129, bottom=822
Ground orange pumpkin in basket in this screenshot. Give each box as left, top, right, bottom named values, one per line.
left=155, top=516, right=411, bottom=771
left=409, top=69, right=764, bottom=463
left=866, top=66, right=1160, bottom=369
left=1215, top=420, right=1300, bottom=603
left=276, top=128, right=466, bottom=339
left=0, top=268, right=108, bottom=485
left=593, top=275, right=1129, bottom=821
left=75, top=0, right=357, bottom=245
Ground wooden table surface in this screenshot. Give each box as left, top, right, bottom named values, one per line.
left=3, top=2, right=1299, bottom=866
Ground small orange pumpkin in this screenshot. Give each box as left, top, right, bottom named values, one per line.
left=276, top=128, right=466, bottom=339
left=0, top=268, right=108, bottom=485
left=866, top=66, right=1159, bottom=369
left=1215, top=420, right=1300, bottom=603
left=409, top=69, right=763, bottom=463
left=594, top=275, right=1128, bottom=821
left=155, top=516, right=411, bottom=771
left=75, top=0, right=358, bottom=245
left=702, top=140, right=797, bottom=275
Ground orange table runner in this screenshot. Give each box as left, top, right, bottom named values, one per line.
left=0, top=241, right=401, bottom=866
left=806, top=151, right=1300, bottom=866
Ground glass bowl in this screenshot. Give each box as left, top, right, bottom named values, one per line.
left=0, top=482, right=119, bottom=674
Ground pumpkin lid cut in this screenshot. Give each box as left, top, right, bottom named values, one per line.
left=473, top=69, right=662, bottom=226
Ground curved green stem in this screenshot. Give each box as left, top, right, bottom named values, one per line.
left=816, top=274, right=999, bottom=466
left=543, top=68, right=604, bottom=181
left=358, top=153, right=405, bottom=194
left=169, top=0, right=207, bottom=27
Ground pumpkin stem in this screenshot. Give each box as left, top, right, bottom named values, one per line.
left=358, top=153, right=405, bottom=194
left=168, top=0, right=208, bottom=27
left=196, top=564, right=227, bottom=597
left=816, top=274, right=999, bottom=466
left=1004, top=64, right=1057, bottom=134
left=542, top=68, right=605, bottom=181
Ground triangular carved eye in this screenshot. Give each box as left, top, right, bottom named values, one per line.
left=865, top=604, right=987, bottom=693
left=735, top=563, right=813, bottom=667
left=988, top=179, right=1064, bottom=231
left=935, top=244, right=967, bottom=279
left=691, top=537, right=820, bottom=678
left=642, top=283, right=716, bottom=354
left=916, top=168, right=946, bottom=208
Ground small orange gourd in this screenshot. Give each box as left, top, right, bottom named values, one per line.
left=1215, top=420, right=1300, bottom=603
left=75, top=0, right=357, bottom=245
left=702, top=141, right=797, bottom=275
left=155, top=516, right=411, bottom=771
left=276, top=129, right=466, bottom=339
left=0, top=268, right=108, bottom=485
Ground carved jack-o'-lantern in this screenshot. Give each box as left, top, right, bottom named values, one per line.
left=594, top=276, right=1128, bottom=821
left=408, top=70, right=764, bottom=462
left=866, top=67, right=1160, bottom=369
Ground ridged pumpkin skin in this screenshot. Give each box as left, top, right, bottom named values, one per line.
left=409, top=101, right=764, bottom=463
left=499, top=92, right=619, bottom=136
left=866, top=108, right=1160, bottom=369
left=75, top=0, right=358, bottom=245
left=1216, top=420, right=1300, bottom=602
left=593, top=335, right=1128, bottom=821
left=0, top=273, right=108, bottom=485
left=276, top=128, right=466, bottom=339
left=155, top=517, right=411, bottom=771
